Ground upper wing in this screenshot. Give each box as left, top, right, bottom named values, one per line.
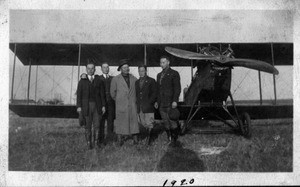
left=165, top=46, right=216, bottom=60
left=225, top=58, right=279, bottom=75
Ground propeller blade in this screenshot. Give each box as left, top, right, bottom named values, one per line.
left=165, top=47, right=216, bottom=60
left=165, top=46, right=279, bottom=75
left=225, top=58, right=279, bottom=75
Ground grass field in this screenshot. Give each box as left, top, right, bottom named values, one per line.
left=9, top=111, right=293, bottom=172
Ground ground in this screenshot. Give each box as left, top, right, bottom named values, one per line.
left=9, top=112, right=293, bottom=172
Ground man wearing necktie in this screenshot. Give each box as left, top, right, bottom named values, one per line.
left=76, top=60, right=106, bottom=149
left=155, top=56, right=181, bottom=145
left=99, top=62, right=115, bottom=144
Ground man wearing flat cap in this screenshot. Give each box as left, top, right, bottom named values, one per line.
left=110, top=59, right=139, bottom=146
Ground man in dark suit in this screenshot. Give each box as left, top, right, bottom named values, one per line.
left=76, top=61, right=106, bottom=149
left=99, top=62, right=115, bottom=144
left=135, top=65, right=157, bottom=145
left=155, top=56, right=181, bottom=144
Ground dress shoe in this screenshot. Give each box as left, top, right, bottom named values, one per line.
left=118, top=135, right=124, bottom=147
left=165, top=129, right=171, bottom=142
left=170, top=128, right=179, bottom=143
left=133, top=135, right=139, bottom=145
left=119, top=139, right=124, bottom=146
left=87, top=141, right=93, bottom=149
left=97, top=140, right=107, bottom=148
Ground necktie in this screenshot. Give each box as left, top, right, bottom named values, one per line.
left=90, top=76, right=94, bottom=82
left=160, top=71, right=165, bottom=85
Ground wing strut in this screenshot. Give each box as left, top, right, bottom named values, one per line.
left=35, top=65, right=39, bottom=103
left=271, top=43, right=277, bottom=105
left=77, top=44, right=82, bottom=81
left=11, top=43, right=17, bottom=104
left=27, top=58, right=32, bottom=105
left=144, top=44, right=147, bottom=66
left=258, top=71, right=262, bottom=105
left=70, top=66, right=74, bottom=104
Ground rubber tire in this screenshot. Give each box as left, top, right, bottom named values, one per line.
left=240, top=112, right=251, bottom=138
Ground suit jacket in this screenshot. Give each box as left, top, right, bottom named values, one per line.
left=157, top=68, right=181, bottom=107
left=76, top=75, right=106, bottom=116
left=135, top=76, right=157, bottom=113
left=99, top=74, right=114, bottom=103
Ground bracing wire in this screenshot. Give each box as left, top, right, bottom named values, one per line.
left=38, top=67, right=72, bottom=99
left=232, top=69, right=251, bottom=96
left=14, top=65, right=27, bottom=97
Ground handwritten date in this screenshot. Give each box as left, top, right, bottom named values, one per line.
left=163, top=178, right=194, bottom=186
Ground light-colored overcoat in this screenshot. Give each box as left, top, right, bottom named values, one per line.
left=110, top=74, right=139, bottom=135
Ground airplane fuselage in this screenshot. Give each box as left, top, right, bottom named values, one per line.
left=184, top=63, right=231, bottom=105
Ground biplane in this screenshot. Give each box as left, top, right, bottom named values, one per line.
left=164, top=45, right=279, bottom=137
left=9, top=10, right=293, bottom=136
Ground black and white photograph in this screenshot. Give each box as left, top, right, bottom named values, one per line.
left=1, top=0, right=300, bottom=186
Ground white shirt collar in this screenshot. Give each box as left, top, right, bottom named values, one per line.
left=88, top=75, right=94, bottom=80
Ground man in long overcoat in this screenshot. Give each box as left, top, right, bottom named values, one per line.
left=110, top=59, right=139, bottom=146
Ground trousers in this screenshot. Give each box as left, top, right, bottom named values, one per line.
left=85, top=102, right=101, bottom=142
left=159, top=106, right=178, bottom=130
left=100, top=100, right=115, bottom=140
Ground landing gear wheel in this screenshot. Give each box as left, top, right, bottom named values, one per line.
left=239, top=112, right=251, bottom=138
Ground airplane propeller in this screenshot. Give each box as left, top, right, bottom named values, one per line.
left=165, top=46, right=279, bottom=75
left=223, top=58, right=279, bottom=75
